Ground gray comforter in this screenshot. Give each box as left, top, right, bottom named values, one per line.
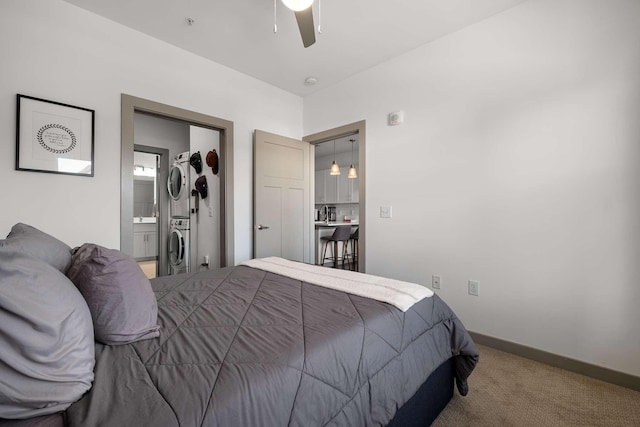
left=66, top=265, right=478, bottom=426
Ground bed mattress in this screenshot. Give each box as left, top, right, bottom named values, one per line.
left=59, top=265, right=478, bottom=426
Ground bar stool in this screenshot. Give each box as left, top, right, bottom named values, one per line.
left=321, top=226, right=352, bottom=269
left=349, top=228, right=359, bottom=271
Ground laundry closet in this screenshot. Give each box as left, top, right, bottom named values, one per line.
left=133, top=113, right=221, bottom=277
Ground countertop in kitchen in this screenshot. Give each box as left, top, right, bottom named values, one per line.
left=315, top=221, right=359, bottom=228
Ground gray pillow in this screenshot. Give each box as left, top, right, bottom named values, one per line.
left=66, top=243, right=160, bottom=345
left=0, top=249, right=95, bottom=419
left=0, top=223, right=72, bottom=273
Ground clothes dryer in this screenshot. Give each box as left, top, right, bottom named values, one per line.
left=167, top=151, right=190, bottom=218
left=168, top=218, right=190, bottom=275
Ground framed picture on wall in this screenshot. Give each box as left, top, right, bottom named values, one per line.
left=16, top=94, right=95, bottom=177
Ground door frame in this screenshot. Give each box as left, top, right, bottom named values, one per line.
left=304, top=120, right=366, bottom=272
left=121, top=94, right=235, bottom=267
left=134, top=144, right=169, bottom=276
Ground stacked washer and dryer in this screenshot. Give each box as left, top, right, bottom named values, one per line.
left=167, top=152, right=191, bottom=275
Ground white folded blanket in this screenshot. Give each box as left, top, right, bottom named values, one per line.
left=241, top=257, right=433, bottom=312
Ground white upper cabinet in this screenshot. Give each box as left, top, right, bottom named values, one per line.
left=350, top=174, right=359, bottom=203
left=337, top=172, right=357, bottom=203
left=315, top=170, right=328, bottom=203
left=326, top=173, right=338, bottom=204
left=315, top=169, right=358, bottom=204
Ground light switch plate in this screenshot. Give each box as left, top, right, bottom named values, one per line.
left=380, top=206, right=392, bottom=218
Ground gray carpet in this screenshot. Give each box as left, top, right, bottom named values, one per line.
left=431, top=344, right=640, bottom=426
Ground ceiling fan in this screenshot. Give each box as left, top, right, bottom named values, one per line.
left=280, top=0, right=317, bottom=48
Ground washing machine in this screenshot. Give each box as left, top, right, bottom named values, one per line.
left=168, top=218, right=190, bottom=275
left=167, top=151, right=190, bottom=218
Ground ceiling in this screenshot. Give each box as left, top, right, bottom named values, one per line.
left=62, top=0, right=527, bottom=97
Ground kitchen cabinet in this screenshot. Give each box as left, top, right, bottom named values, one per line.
left=133, top=223, right=157, bottom=260
left=337, top=172, right=358, bottom=203
left=316, top=169, right=357, bottom=204
left=326, top=174, right=337, bottom=203
left=315, top=169, right=337, bottom=204
left=351, top=175, right=359, bottom=202
left=315, top=170, right=327, bottom=203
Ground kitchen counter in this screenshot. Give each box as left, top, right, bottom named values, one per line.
left=315, top=221, right=359, bottom=228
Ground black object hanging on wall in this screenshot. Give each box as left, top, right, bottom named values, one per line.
left=195, top=176, right=208, bottom=199
left=189, top=151, right=203, bottom=174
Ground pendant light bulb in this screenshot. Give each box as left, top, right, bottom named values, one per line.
left=330, top=161, right=341, bottom=175
left=329, top=139, right=340, bottom=175
left=281, top=0, right=314, bottom=12
left=348, top=138, right=357, bottom=179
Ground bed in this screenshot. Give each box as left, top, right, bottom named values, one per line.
left=0, top=225, right=478, bottom=427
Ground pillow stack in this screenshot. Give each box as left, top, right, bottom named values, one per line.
left=0, top=223, right=161, bottom=420
left=0, top=224, right=94, bottom=419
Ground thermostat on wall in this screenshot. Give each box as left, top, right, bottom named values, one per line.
left=388, top=110, right=404, bottom=126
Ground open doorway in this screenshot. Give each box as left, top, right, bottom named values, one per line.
left=304, top=121, right=366, bottom=272
left=133, top=145, right=169, bottom=278
left=121, top=95, right=235, bottom=268
left=133, top=150, right=159, bottom=277
left=132, top=115, right=223, bottom=277
left=313, top=134, right=360, bottom=270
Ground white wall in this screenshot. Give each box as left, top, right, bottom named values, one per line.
left=134, top=113, right=190, bottom=162
left=304, top=0, right=640, bottom=376
left=0, top=0, right=302, bottom=263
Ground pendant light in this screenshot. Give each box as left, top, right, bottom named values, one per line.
left=329, top=139, right=340, bottom=175
left=348, top=138, right=357, bottom=179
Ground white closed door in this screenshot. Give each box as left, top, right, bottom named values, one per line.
left=254, top=130, right=311, bottom=262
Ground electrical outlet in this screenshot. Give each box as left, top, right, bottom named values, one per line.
left=380, top=206, right=392, bottom=218
left=432, top=275, right=441, bottom=289
left=468, top=280, right=479, bottom=296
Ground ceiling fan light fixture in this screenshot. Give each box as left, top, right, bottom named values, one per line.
left=281, top=0, right=314, bottom=12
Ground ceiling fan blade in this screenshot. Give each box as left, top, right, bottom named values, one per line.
left=294, top=7, right=316, bottom=48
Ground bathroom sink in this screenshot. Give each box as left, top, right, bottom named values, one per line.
left=133, top=217, right=157, bottom=224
